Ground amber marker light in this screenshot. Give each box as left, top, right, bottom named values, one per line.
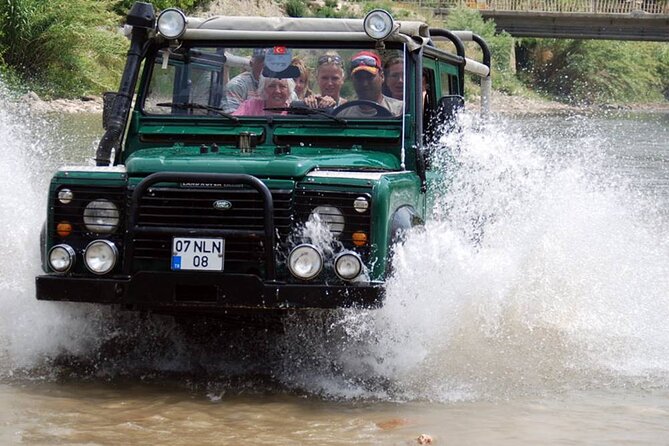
left=352, top=231, right=368, bottom=246
left=56, top=221, right=73, bottom=238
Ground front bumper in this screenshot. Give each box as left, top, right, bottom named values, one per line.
left=36, top=272, right=384, bottom=314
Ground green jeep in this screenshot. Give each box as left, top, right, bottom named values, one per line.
left=36, top=3, right=490, bottom=317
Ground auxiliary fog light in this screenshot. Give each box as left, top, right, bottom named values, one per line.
left=84, top=240, right=118, bottom=275
left=288, top=244, right=323, bottom=280
left=83, top=199, right=120, bottom=234
left=363, top=9, right=395, bottom=41
left=48, top=244, right=75, bottom=273
left=157, top=8, right=187, bottom=39
left=334, top=251, right=362, bottom=281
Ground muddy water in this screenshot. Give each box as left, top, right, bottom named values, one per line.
left=2, top=383, right=669, bottom=445
left=1, top=90, right=668, bottom=445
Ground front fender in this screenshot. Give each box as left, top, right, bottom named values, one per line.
left=40, top=221, right=48, bottom=273
left=389, top=205, right=423, bottom=245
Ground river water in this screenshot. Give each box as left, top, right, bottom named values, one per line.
left=0, top=89, right=668, bottom=444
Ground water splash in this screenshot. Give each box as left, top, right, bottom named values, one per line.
left=285, top=112, right=669, bottom=400
left=1, top=83, right=668, bottom=401
left=0, top=86, right=107, bottom=373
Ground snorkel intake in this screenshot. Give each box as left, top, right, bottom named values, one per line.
left=96, top=2, right=156, bottom=166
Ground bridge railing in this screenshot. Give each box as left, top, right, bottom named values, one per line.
left=401, top=0, right=668, bottom=14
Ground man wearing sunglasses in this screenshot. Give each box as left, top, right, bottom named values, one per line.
left=335, top=51, right=403, bottom=118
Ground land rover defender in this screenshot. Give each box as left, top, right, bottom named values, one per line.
left=36, top=2, right=490, bottom=317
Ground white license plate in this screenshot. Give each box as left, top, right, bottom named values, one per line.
left=171, top=237, right=225, bottom=271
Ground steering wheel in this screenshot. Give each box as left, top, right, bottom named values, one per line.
left=332, top=100, right=393, bottom=117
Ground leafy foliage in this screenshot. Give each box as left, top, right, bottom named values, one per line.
left=284, top=0, right=356, bottom=18
left=518, top=39, right=668, bottom=104
left=0, top=0, right=127, bottom=98
left=443, top=7, right=524, bottom=95
left=111, top=0, right=206, bottom=16
left=285, top=0, right=308, bottom=17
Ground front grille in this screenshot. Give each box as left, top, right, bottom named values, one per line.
left=294, top=188, right=372, bottom=260
left=131, top=186, right=293, bottom=273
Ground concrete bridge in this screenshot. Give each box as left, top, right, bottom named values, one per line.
left=408, top=0, right=669, bottom=40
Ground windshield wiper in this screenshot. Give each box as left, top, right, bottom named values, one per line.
left=264, top=106, right=347, bottom=124
left=156, top=102, right=239, bottom=122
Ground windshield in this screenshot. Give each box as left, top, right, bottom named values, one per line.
left=143, top=44, right=406, bottom=120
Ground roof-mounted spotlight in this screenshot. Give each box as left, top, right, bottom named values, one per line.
left=363, top=9, right=396, bottom=42
left=157, top=8, right=187, bottom=40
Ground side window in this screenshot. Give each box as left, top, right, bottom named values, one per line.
left=422, top=64, right=437, bottom=145
left=440, top=73, right=458, bottom=95
left=438, top=62, right=461, bottom=96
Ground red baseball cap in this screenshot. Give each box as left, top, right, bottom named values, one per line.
left=350, top=51, right=381, bottom=76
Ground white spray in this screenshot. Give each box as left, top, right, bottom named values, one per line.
left=1, top=84, right=668, bottom=401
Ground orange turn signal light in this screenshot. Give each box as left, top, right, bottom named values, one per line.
left=352, top=231, right=368, bottom=246
left=56, top=221, right=73, bottom=238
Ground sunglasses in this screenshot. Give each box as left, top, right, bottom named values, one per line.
left=350, top=55, right=380, bottom=69
left=317, top=55, right=343, bottom=66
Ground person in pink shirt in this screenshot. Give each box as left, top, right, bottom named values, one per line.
left=233, top=77, right=295, bottom=116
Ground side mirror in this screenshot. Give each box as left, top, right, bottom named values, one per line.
left=102, top=92, right=117, bottom=130
left=435, top=95, right=464, bottom=125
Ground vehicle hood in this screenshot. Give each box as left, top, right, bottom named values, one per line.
left=125, top=147, right=401, bottom=178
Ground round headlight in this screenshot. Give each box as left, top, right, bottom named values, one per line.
left=84, top=240, right=118, bottom=275
left=363, top=9, right=395, bottom=40
left=288, top=244, right=323, bottom=280
left=334, top=251, right=363, bottom=281
left=157, top=8, right=187, bottom=39
left=48, top=244, right=75, bottom=273
left=57, top=188, right=73, bottom=204
left=309, top=205, right=345, bottom=236
left=83, top=199, right=119, bottom=234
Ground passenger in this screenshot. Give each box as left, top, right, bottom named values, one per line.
left=232, top=77, right=295, bottom=116
left=291, top=57, right=314, bottom=100
left=304, top=52, right=347, bottom=108
left=223, top=48, right=266, bottom=113
left=383, top=57, right=404, bottom=100
left=336, top=51, right=403, bottom=118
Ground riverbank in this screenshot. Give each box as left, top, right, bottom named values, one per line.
left=21, top=91, right=104, bottom=114
left=22, top=89, right=667, bottom=116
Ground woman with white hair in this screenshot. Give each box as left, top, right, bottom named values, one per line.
left=233, top=76, right=295, bottom=116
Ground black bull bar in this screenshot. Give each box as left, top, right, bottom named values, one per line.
left=124, top=172, right=277, bottom=278
left=36, top=172, right=384, bottom=311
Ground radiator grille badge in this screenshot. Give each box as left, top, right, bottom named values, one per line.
left=213, top=200, right=232, bottom=210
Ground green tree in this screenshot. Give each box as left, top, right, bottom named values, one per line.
left=520, top=39, right=667, bottom=104
left=443, top=7, right=523, bottom=95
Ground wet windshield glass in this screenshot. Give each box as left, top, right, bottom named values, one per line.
left=143, top=45, right=405, bottom=120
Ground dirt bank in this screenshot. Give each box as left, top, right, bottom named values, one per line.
left=22, top=91, right=104, bottom=114
left=22, top=89, right=667, bottom=116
